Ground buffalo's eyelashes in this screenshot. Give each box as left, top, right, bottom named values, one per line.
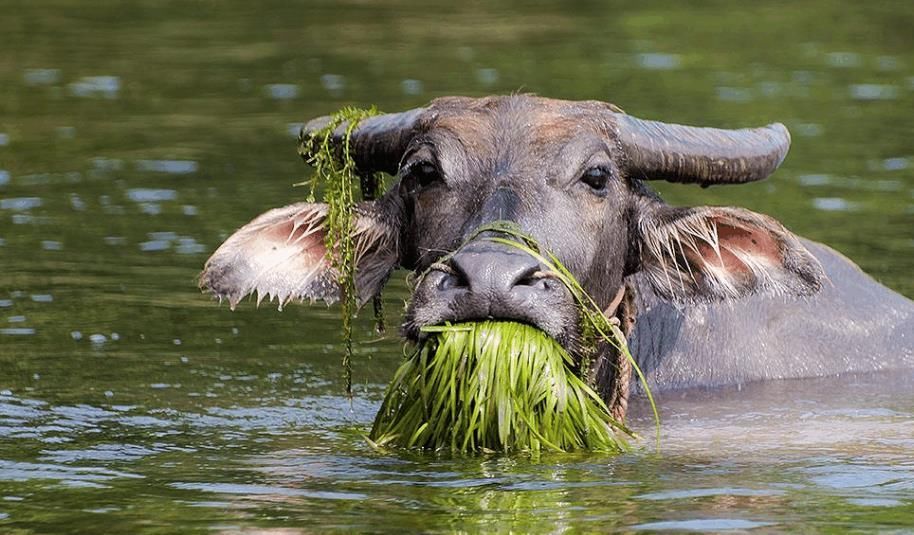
left=402, top=160, right=443, bottom=192
left=580, top=166, right=612, bottom=195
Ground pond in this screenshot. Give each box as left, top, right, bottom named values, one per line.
left=1, top=1, right=913, bottom=532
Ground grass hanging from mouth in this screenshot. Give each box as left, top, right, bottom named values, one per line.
left=369, top=321, right=633, bottom=453
left=297, top=106, right=383, bottom=397
left=478, top=223, right=661, bottom=445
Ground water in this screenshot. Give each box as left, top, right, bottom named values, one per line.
left=1, top=0, right=913, bottom=532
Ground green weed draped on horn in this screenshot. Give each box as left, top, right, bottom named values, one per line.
left=297, top=106, right=384, bottom=396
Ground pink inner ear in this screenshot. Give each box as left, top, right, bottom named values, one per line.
left=687, top=219, right=782, bottom=275
left=268, top=218, right=328, bottom=265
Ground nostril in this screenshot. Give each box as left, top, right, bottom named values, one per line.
left=437, top=272, right=462, bottom=291
left=430, top=262, right=467, bottom=291
left=515, top=269, right=556, bottom=291
left=512, top=266, right=544, bottom=288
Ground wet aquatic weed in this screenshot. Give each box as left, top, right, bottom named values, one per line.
left=297, top=106, right=384, bottom=395
left=370, top=321, right=632, bottom=453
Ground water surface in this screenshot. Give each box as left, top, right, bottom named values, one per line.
left=1, top=1, right=913, bottom=532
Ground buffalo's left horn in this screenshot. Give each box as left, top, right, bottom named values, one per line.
left=298, top=108, right=425, bottom=176
left=613, top=113, right=791, bottom=186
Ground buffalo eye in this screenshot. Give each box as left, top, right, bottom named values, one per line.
left=402, top=160, right=442, bottom=191
left=580, top=166, right=611, bottom=195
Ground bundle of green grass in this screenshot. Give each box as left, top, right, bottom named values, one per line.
left=369, top=321, right=632, bottom=453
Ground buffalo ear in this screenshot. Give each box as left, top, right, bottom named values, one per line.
left=199, top=200, right=399, bottom=309
left=637, top=205, right=824, bottom=302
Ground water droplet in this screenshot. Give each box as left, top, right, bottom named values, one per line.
left=850, top=84, right=898, bottom=101
left=264, top=83, right=300, bottom=100
left=175, top=237, right=205, bottom=255
left=89, top=333, right=107, bottom=344
left=795, top=123, right=823, bottom=137
left=68, top=75, right=120, bottom=99
left=287, top=122, right=304, bottom=138
left=0, top=133, right=8, bottom=146
left=475, top=68, right=499, bottom=87
left=139, top=203, right=162, bottom=215
left=757, top=81, right=782, bottom=97
left=56, top=126, right=76, bottom=139
left=91, top=158, right=123, bottom=172
left=320, top=74, right=345, bottom=98
left=104, top=390, right=114, bottom=398
left=882, top=157, right=909, bottom=171
left=41, top=240, right=63, bottom=251
left=110, top=333, right=120, bottom=341
left=182, top=205, right=198, bottom=216
left=69, top=193, right=86, bottom=211
left=791, top=70, right=816, bottom=85
left=135, top=160, right=198, bottom=175
left=0, top=171, right=9, bottom=186
left=103, top=236, right=126, bottom=246
left=8, top=316, right=26, bottom=323
left=716, top=87, right=753, bottom=102
left=825, top=52, right=861, bottom=68
left=126, top=188, right=177, bottom=202
left=71, top=331, right=83, bottom=341
left=876, top=56, right=900, bottom=71
left=799, top=174, right=832, bottom=186
left=1, top=328, right=35, bottom=336
left=0, top=197, right=42, bottom=211
left=23, top=68, right=61, bottom=85
left=400, top=79, right=424, bottom=96
left=173, top=339, right=182, bottom=346
left=635, top=53, right=681, bottom=70
left=813, top=197, right=857, bottom=211
left=139, top=240, right=170, bottom=252
left=0, top=300, right=12, bottom=308
left=31, top=294, right=53, bottom=303
left=148, top=231, right=177, bottom=241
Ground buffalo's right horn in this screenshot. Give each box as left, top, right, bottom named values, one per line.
left=299, top=108, right=426, bottom=176
left=613, top=113, right=791, bottom=186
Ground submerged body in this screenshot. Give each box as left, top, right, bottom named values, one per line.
left=630, top=240, right=914, bottom=390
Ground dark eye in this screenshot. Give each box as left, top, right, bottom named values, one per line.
left=580, top=166, right=611, bottom=194
left=403, top=161, right=442, bottom=191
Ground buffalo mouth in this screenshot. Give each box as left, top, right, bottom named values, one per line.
left=400, top=259, right=583, bottom=352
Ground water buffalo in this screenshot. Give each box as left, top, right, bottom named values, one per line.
left=200, top=95, right=914, bottom=405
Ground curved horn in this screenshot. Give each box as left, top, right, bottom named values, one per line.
left=614, top=113, right=791, bottom=186
left=299, top=108, right=426, bottom=175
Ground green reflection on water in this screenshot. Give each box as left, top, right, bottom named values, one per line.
left=1, top=0, right=913, bottom=532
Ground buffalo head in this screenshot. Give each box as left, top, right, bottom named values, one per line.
left=200, top=95, right=823, bottom=364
